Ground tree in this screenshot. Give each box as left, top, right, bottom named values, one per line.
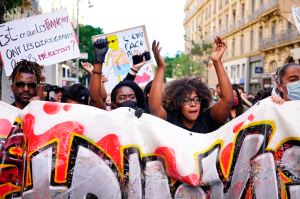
left=0, top=0, right=23, bottom=23
left=190, top=41, right=213, bottom=84
left=163, top=52, right=204, bottom=79
left=0, top=0, right=24, bottom=99
left=77, top=25, right=104, bottom=85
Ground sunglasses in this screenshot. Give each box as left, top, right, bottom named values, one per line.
left=14, top=81, right=37, bottom=89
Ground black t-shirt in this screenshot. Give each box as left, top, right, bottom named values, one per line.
left=166, top=108, right=221, bottom=134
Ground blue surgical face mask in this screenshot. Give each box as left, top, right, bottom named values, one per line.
left=286, top=80, right=300, bottom=100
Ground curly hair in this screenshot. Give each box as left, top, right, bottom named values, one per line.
left=9, top=59, right=44, bottom=84
left=162, top=77, right=212, bottom=118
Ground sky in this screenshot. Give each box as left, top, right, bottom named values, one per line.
left=40, top=0, right=186, bottom=57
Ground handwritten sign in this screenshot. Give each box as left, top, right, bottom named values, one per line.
left=0, top=9, right=80, bottom=76
left=92, top=25, right=154, bottom=93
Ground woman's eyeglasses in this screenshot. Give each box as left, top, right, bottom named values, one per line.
left=182, top=97, right=201, bottom=105
left=14, top=81, right=37, bottom=89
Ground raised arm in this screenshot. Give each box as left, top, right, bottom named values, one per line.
left=124, top=55, right=146, bottom=81
left=149, top=40, right=167, bottom=120
left=210, top=37, right=233, bottom=124
left=89, top=38, right=108, bottom=110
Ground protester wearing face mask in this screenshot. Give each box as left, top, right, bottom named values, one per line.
left=229, top=87, right=247, bottom=120
left=271, top=63, right=300, bottom=104
left=110, top=80, right=145, bottom=110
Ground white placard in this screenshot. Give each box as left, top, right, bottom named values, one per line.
left=0, top=9, right=80, bottom=76
left=92, top=25, right=154, bottom=93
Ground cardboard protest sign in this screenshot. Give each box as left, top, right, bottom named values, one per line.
left=0, top=9, right=80, bottom=76
left=279, top=0, right=300, bottom=33
left=1, top=98, right=300, bottom=198
left=92, top=25, right=154, bottom=93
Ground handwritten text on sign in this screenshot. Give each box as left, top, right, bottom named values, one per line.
left=0, top=9, right=80, bottom=76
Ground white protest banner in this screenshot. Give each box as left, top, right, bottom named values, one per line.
left=0, top=101, right=20, bottom=147
left=1, top=98, right=300, bottom=198
left=92, top=25, right=154, bottom=93
left=0, top=9, right=80, bottom=76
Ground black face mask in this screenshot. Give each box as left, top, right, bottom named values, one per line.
left=117, top=100, right=138, bottom=109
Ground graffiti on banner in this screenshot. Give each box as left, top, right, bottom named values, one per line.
left=92, top=25, right=154, bottom=93
left=0, top=98, right=300, bottom=198
left=0, top=9, right=80, bottom=76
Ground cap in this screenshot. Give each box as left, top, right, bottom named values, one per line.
left=61, top=83, right=89, bottom=105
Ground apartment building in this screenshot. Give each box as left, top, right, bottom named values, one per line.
left=184, top=0, right=300, bottom=93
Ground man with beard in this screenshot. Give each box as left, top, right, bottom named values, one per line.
left=9, top=60, right=44, bottom=109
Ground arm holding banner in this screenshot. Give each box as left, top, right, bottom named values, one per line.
left=210, top=37, right=233, bottom=124
left=89, top=39, right=108, bottom=110
left=149, top=40, right=167, bottom=119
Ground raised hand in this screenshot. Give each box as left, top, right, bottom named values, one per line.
left=211, top=36, right=227, bottom=62
left=152, top=40, right=165, bottom=69
left=93, top=38, right=109, bottom=64
left=131, top=53, right=146, bottom=72
left=81, top=62, right=94, bottom=75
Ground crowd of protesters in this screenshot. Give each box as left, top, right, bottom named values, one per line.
left=8, top=36, right=300, bottom=134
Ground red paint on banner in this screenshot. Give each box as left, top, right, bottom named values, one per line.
left=63, top=104, right=72, bottom=111
left=43, top=102, right=61, bottom=115
left=220, top=143, right=233, bottom=177
left=233, top=122, right=244, bottom=134
left=155, top=147, right=200, bottom=186
left=23, top=113, right=84, bottom=185
left=248, top=114, right=254, bottom=121
left=97, top=134, right=122, bottom=171
left=0, top=119, right=12, bottom=138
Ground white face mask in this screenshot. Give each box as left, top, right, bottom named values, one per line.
left=285, top=80, right=300, bottom=101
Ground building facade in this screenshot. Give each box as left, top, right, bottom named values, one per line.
left=184, top=0, right=300, bottom=93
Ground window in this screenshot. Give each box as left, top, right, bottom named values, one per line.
left=250, top=61, right=261, bottom=78
left=271, top=21, right=276, bottom=38
left=250, top=30, right=253, bottom=51
left=270, top=60, right=277, bottom=73
left=252, top=0, right=256, bottom=12
left=240, top=34, right=244, bottom=54
left=237, top=64, right=240, bottom=78
left=232, top=9, right=236, bottom=23
left=231, top=65, right=235, bottom=79
left=241, top=3, right=245, bottom=19
left=226, top=14, right=229, bottom=28
left=232, top=38, right=235, bottom=56
left=242, top=64, right=245, bottom=78
left=62, top=68, right=66, bottom=78
left=259, top=26, right=263, bottom=43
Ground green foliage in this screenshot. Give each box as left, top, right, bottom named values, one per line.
left=163, top=41, right=212, bottom=79
left=77, top=24, right=103, bottom=85
left=0, top=0, right=23, bottom=23
left=163, top=52, right=204, bottom=79
left=78, top=24, right=104, bottom=63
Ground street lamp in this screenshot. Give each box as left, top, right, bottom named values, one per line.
left=75, top=0, right=93, bottom=83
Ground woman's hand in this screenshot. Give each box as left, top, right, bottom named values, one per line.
left=81, top=62, right=94, bottom=75
left=271, top=95, right=285, bottom=105
left=211, top=36, right=226, bottom=62
left=152, top=40, right=165, bottom=69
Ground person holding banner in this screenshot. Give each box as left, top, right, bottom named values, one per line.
left=272, top=63, right=300, bottom=104
left=9, top=60, right=44, bottom=109
left=149, top=37, right=233, bottom=133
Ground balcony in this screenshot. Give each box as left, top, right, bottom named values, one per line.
left=259, top=30, right=300, bottom=50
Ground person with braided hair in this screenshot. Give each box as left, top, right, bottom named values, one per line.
left=9, top=59, right=44, bottom=109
